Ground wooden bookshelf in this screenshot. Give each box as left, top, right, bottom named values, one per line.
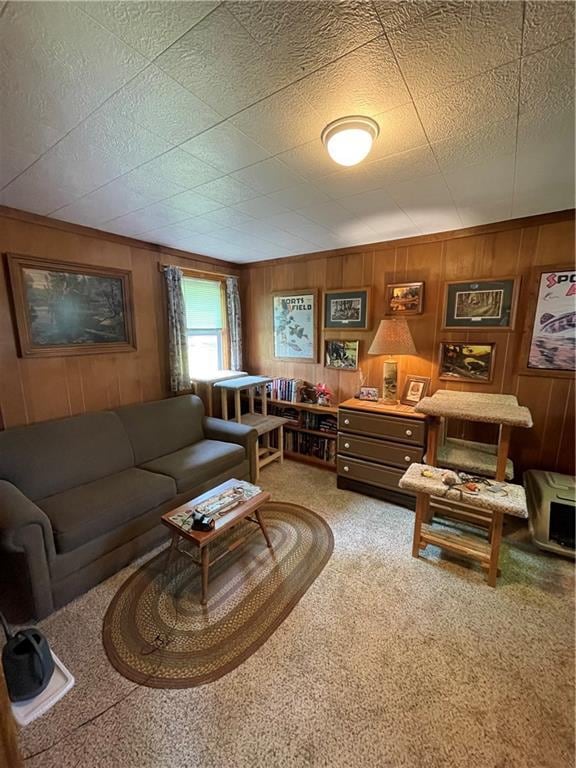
left=284, top=424, right=337, bottom=439
left=246, top=394, right=338, bottom=415
left=284, top=451, right=337, bottom=471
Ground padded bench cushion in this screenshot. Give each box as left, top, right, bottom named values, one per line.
left=141, top=439, right=246, bottom=493
left=38, top=468, right=176, bottom=553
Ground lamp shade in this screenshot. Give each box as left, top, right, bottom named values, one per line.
left=368, top=318, right=417, bottom=356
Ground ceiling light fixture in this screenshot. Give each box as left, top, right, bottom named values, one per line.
left=321, top=115, right=380, bottom=167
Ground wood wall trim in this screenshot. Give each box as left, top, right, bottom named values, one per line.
left=238, top=209, right=575, bottom=269
left=0, top=206, right=240, bottom=275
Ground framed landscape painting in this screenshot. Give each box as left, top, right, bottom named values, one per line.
left=385, top=282, right=424, bottom=315
left=272, top=290, right=317, bottom=362
left=519, top=264, right=575, bottom=377
left=438, top=342, right=496, bottom=383
left=6, top=253, right=136, bottom=358
left=443, top=277, right=519, bottom=330
left=324, top=339, right=359, bottom=370
left=323, top=288, right=370, bottom=330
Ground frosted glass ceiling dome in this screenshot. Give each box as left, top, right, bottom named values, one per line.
left=321, top=116, right=380, bottom=167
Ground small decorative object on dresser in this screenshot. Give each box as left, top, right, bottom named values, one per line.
left=368, top=318, right=417, bottom=403
left=359, top=386, right=379, bottom=401
left=385, top=282, right=424, bottom=315
left=400, top=375, right=430, bottom=406
left=5, top=253, right=136, bottom=357
left=324, top=339, right=359, bottom=370
left=323, top=288, right=370, bottom=329
left=438, top=342, right=495, bottom=383
left=272, top=290, right=317, bottom=362
left=443, top=277, right=519, bottom=330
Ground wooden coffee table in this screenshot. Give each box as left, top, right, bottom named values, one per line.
left=161, top=479, right=272, bottom=605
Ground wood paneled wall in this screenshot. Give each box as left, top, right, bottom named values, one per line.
left=0, top=208, right=239, bottom=429
left=240, top=211, right=576, bottom=476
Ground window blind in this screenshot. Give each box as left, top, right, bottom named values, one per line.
left=183, top=278, right=223, bottom=330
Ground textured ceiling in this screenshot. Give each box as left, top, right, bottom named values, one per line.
left=0, top=1, right=574, bottom=263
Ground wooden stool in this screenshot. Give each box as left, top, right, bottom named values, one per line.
left=214, top=376, right=288, bottom=481
left=399, top=463, right=528, bottom=586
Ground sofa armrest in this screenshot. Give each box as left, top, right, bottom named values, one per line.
left=0, top=480, right=56, bottom=618
left=203, top=417, right=258, bottom=482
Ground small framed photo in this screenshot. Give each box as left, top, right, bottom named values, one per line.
left=359, top=386, right=379, bottom=401
left=438, top=342, right=496, bottom=383
left=323, top=288, right=370, bottom=330
left=385, top=282, right=424, bottom=315
left=400, top=375, right=430, bottom=406
left=443, top=277, right=519, bottom=330
left=324, top=339, right=359, bottom=370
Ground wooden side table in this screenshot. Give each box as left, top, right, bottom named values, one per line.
left=190, top=370, right=247, bottom=417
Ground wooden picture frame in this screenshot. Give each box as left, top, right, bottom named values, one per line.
left=272, top=289, right=317, bottom=362
left=518, top=264, right=575, bottom=378
left=324, top=339, right=359, bottom=370
left=442, top=276, right=520, bottom=330
left=323, top=288, right=370, bottom=330
left=400, top=375, right=430, bottom=406
left=5, top=253, right=136, bottom=358
left=438, top=342, right=496, bottom=383
left=385, top=282, right=424, bottom=315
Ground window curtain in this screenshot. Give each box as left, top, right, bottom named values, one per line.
left=225, top=276, right=243, bottom=371
left=163, top=266, right=191, bottom=392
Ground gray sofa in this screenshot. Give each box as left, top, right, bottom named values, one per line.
left=0, top=395, right=257, bottom=620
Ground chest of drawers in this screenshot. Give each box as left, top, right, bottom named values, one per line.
left=337, top=398, right=427, bottom=507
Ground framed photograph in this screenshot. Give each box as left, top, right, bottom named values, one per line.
left=443, top=277, right=519, bottom=330
left=272, top=290, right=317, bottom=362
left=359, top=386, right=379, bottom=401
left=324, top=339, right=359, bottom=370
left=519, top=264, right=575, bottom=377
left=385, top=282, right=424, bottom=315
left=438, top=342, right=496, bottom=383
left=400, top=375, right=430, bottom=406
left=5, top=253, right=136, bottom=358
left=323, top=288, right=370, bottom=330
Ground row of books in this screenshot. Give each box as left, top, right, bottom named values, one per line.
left=301, top=411, right=337, bottom=434
left=283, top=432, right=337, bottom=464
left=263, top=378, right=304, bottom=403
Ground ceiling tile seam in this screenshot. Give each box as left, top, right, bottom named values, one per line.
left=371, top=0, right=463, bottom=227
left=0, top=4, right=228, bottom=195
left=510, top=0, right=528, bottom=220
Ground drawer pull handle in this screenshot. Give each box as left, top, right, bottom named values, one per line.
left=344, top=418, right=350, bottom=425
left=343, top=465, right=350, bottom=472
left=405, top=429, right=412, bottom=436
left=344, top=442, right=350, bottom=449
left=404, top=456, right=411, bottom=462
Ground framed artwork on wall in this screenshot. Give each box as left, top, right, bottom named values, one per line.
left=272, top=289, right=317, bottom=362
left=324, top=339, right=359, bottom=370
left=519, top=264, right=575, bottom=377
left=442, top=277, right=519, bottom=330
left=385, top=282, right=424, bottom=315
left=438, top=342, right=496, bottom=383
left=400, top=375, right=430, bottom=406
left=323, top=288, right=370, bottom=330
left=5, top=253, right=136, bottom=358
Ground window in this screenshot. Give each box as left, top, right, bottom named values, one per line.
left=182, top=276, right=227, bottom=374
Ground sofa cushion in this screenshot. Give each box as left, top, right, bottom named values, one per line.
left=0, top=412, right=134, bottom=501
left=115, top=395, right=205, bottom=465
left=38, top=468, right=176, bottom=553
left=141, top=440, right=246, bottom=493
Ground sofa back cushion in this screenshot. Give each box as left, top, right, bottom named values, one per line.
left=0, top=412, right=134, bottom=501
left=114, top=395, right=205, bottom=465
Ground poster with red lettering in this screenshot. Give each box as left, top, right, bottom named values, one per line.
left=528, top=269, right=576, bottom=372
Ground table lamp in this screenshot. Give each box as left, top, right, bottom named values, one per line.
left=368, top=318, right=417, bottom=403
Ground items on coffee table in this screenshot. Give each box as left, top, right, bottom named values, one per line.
left=161, top=479, right=273, bottom=605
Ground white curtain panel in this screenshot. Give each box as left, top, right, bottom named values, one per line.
left=163, top=266, right=191, bottom=392
left=225, top=276, right=243, bottom=371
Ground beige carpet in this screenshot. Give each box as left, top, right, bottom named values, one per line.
left=19, top=462, right=575, bottom=768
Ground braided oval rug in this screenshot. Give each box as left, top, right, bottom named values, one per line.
left=102, top=502, right=333, bottom=688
